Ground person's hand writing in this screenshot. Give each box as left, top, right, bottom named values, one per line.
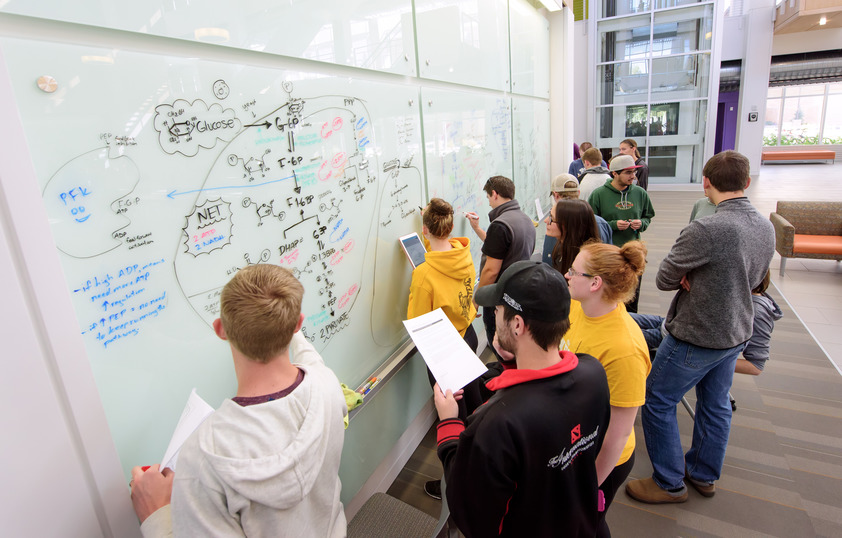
left=434, top=383, right=459, bottom=420
left=616, top=220, right=630, bottom=230
left=630, top=219, right=642, bottom=230
left=130, top=464, right=174, bottom=524
left=680, top=275, right=691, bottom=291
left=465, top=212, right=481, bottom=232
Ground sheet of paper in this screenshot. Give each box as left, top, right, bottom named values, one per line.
left=535, top=198, right=546, bottom=221
left=160, top=388, right=215, bottom=471
left=403, top=308, right=487, bottom=393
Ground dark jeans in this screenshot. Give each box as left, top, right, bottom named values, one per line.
left=597, top=452, right=635, bottom=538
left=625, top=276, right=642, bottom=313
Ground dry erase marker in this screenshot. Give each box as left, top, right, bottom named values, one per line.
left=141, top=466, right=151, bottom=472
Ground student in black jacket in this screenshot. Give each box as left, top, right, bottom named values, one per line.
left=433, top=261, right=610, bottom=538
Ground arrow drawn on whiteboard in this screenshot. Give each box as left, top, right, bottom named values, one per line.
left=167, top=173, right=296, bottom=198
left=244, top=121, right=272, bottom=129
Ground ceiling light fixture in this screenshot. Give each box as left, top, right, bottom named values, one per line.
left=819, top=15, right=827, bottom=25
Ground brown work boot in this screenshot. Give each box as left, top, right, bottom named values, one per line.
left=685, top=468, right=715, bottom=497
left=625, top=477, right=688, bottom=504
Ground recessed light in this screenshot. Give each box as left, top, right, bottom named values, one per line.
left=819, top=16, right=827, bottom=25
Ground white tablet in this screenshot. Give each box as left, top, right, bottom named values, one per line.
left=399, top=232, right=427, bottom=268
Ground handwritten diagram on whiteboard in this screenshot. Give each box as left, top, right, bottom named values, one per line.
left=2, top=37, right=424, bottom=474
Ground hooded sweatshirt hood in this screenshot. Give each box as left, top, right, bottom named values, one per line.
left=196, top=374, right=334, bottom=509
left=407, top=237, right=477, bottom=336
left=424, top=237, right=474, bottom=278
left=171, top=332, right=346, bottom=537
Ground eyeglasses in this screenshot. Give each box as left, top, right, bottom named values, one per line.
left=566, top=267, right=595, bottom=278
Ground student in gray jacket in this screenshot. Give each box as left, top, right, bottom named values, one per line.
left=625, top=151, right=774, bottom=505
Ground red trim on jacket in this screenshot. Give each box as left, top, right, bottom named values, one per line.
left=500, top=483, right=517, bottom=534
left=436, top=418, right=465, bottom=446
left=485, top=351, right=579, bottom=391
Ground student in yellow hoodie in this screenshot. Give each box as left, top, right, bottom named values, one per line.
left=408, top=197, right=478, bottom=352
left=408, top=197, right=480, bottom=501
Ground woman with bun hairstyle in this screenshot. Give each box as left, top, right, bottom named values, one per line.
left=562, top=240, right=651, bottom=537
left=408, top=198, right=480, bottom=500
left=408, top=198, right=478, bottom=351
left=544, top=198, right=602, bottom=277
left=619, top=138, right=649, bottom=191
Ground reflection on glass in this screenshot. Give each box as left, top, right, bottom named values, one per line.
left=598, top=15, right=652, bottom=62
left=648, top=146, right=677, bottom=177
left=598, top=63, right=650, bottom=106
left=601, top=0, right=652, bottom=18
left=652, top=5, right=713, bottom=53
left=764, top=98, right=781, bottom=146
left=624, top=103, right=682, bottom=136
left=651, top=54, right=709, bottom=98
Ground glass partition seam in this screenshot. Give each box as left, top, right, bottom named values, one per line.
left=819, top=84, right=829, bottom=143
left=595, top=49, right=711, bottom=67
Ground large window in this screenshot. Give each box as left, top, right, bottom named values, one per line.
left=764, top=83, right=842, bottom=146
left=595, top=2, right=714, bottom=183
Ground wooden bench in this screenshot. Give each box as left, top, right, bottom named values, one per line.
left=761, top=150, right=836, bottom=164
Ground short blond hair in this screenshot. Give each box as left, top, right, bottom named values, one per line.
left=220, top=264, right=303, bottom=363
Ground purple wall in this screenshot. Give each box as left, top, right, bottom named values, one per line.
left=715, top=91, right=740, bottom=153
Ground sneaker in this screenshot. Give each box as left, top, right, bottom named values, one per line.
left=424, top=479, right=442, bottom=500
left=685, top=468, right=715, bottom=497
left=625, top=477, right=688, bottom=504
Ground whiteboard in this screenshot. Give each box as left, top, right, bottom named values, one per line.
left=510, top=0, right=551, bottom=98
left=512, top=95, right=552, bottom=223
left=415, top=0, right=510, bottom=91
left=421, top=87, right=514, bottom=268
left=0, top=0, right=417, bottom=75
left=2, top=36, right=425, bottom=477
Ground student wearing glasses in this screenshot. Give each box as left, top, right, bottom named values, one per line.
left=544, top=198, right=602, bottom=277
left=561, top=240, right=651, bottom=538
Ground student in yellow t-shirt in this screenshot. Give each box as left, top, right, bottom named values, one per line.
left=561, top=240, right=650, bottom=538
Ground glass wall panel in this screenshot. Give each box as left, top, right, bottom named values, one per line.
left=597, top=100, right=705, bottom=146
left=764, top=98, right=781, bottom=146
left=829, top=82, right=842, bottom=94
left=600, top=0, right=651, bottom=19
left=598, top=15, right=652, bottom=62
left=767, top=87, right=782, bottom=98
left=651, top=53, right=709, bottom=99
left=823, top=94, right=842, bottom=144
left=598, top=62, right=650, bottom=106
left=785, top=85, right=824, bottom=97
left=648, top=144, right=703, bottom=182
left=781, top=95, right=823, bottom=144
left=652, top=5, right=713, bottom=53
left=653, top=0, right=702, bottom=9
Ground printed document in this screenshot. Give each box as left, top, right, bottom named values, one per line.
left=403, top=308, right=487, bottom=393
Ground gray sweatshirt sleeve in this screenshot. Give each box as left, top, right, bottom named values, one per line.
left=656, top=221, right=711, bottom=291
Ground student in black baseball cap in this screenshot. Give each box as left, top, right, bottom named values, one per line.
left=432, top=260, right=611, bottom=538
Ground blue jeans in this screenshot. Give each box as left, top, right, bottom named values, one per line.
left=641, top=333, right=744, bottom=489
left=629, top=313, right=666, bottom=351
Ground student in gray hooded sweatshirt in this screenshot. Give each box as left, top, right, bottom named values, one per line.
left=130, top=264, right=347, bottom=538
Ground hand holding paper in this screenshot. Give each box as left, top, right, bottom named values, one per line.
left=159, top=388, right=214, bottom=471
left=403, top=309, right=486, bottom=393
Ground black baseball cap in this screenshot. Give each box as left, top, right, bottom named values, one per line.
left=474, top=260, right=570, bottom=322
